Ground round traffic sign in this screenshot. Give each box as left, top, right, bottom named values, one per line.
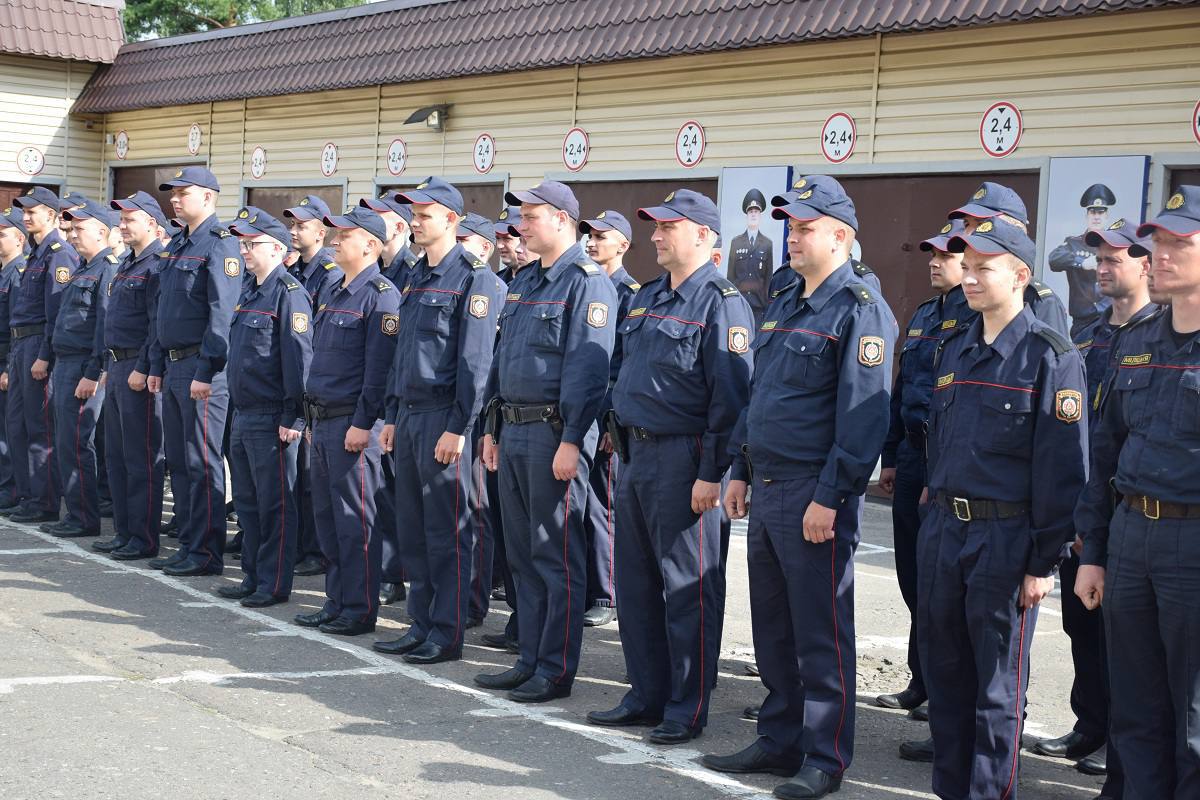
left=562, top=127, right=590, bottom=172
left=979, top=102, right=1022, bottom=158
left=114, top=130, right=129, bottom=160
left=251, top=146, right=267, bottom=179
left=387, top=138, right=408, bottom=176
left=187, top=123, right=202, bottom=156
left=675, top=121, right=705, bottom=168
left=473, top=133, right=496, bottom=174
left=16, top=147, right=44, bottom=176
left=820, top=113, right=856, bottom=164
left=320, top=142, right=338, bottom=177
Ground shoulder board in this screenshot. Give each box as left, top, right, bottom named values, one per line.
left=847, top=282, right=876, bottom=305
left=851, top=260, right=875, bottom=276
left=106, top=254, right=119, bottom=263
left=1033, top=326, right=1072, bottom=356
left=282, top=276, right=303, bottom=292
left=215, top=227, right=232, bottom=238
left=375, top=279, right=392, bottom=292
left=469, top=254, right=487, bottom=270
left=1123, top=305, right=1166, bottom=333
left=713, top=276, right=739, bottom=298
left=323, top=262, right=337, bottom=271
left=50, top=242, right=62, bottom=251
left=575, top=260, right=600, bottom=275
left=918, top=294, right=940, bottom=308
left=1030, top=280, right=1054, bottom=299
left=619, top=273, right=640, bottom=290
left=404, top=252, right=418, bottom=267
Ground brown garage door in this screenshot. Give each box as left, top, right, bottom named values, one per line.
left=1170, top=168, right=1200, bottom=192
left=111, top=165, right=208, bottom=221
left=0, top=181, right=58, bottom=213
left=245, top=186, right=345, bottom=222
left=379, top=183, right=506, bottom=221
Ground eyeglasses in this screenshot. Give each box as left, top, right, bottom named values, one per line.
left=238, top=240, right=274, bottom=252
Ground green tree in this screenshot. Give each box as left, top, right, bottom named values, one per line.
left=123, top=0, right=364, bottom=41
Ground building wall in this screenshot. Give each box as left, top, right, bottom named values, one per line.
left=93, top=6, right=1200, bottom=219
left=1, top=54, right=103, bottom=196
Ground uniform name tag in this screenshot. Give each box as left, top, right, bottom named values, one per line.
left=506, top=293, right=521, bottom=302
left=627, top=307, right=646, bottom=318
left=1121, top=353, right=1152, bottom=366
left=936, top=373, right=955, bottom=388
left=907, top=328, right=923, bottom=337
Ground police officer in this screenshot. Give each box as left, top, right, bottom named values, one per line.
left=1074, top=186, right=1200, bottom=799
left=703, top=175, right=896, bottom=799
left=0, top=208, right=29, bottom=512
left=93, top=192, right=168, bottom=559
left=876, top=220, right=969, bottom=728
left=293, top=205, right=398, bottom=636
left=373, top=178, right=503, bottom=663
left=221, top=207, right=313, bottom=607
left=948, top=181, right=1072, bottom=337
left=475, top=181, right=617, bottom=702
left=1032, top=218, right=1156, bottom=784
left=1049, top=184, right=1118, bottom=334
left=729, top=189, right=774, bottom=325
left=919, top=217, right=1088, bottom=800
left=364, top=192, right=418, bottom=289
left=575, top=209, right=639, bottom=628
left=495, top=206, right=534, bottom=284
left=457, top=212, right=496, bottom=263
left=8, top=186, right=79, bottom=524
left=147, top=167, right=242, bottom=576
left=586, top=190, right=752, bottom=744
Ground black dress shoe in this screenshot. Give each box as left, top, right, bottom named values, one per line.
left=52, top=523, right=101, bottom=538
left=490, top=586, right=507, bottom=602
left=217, top=583, right=255, bottom=599
left=774, top=765, right=842, bottom=799
left=11, top=509, right=58, bottom=523
left=241, top=592, right=287, bottom=608
left=148, top=553, right=186, bottom=570
left=508, top=675, right=570, bottom=703
left=875, top=686, right=927, bottom=710
left=899, top=736, right=934, bottom=762
left=474, top=666, right=534, bottom=690
left=0, top=499, right=23, bottom=515
left=1076, top=745, right=1107, bottom=775
left=480, top=632, right=520, bottom=653
left=1031, top=730, right=1105, bottom=760
left=648, top=720, right=700, bottom=745
left=294, top=609, right=338, bottom=628
left=744, top=662, right=760, bottom=677
left=587, top=704, right=661, bottom=728
left=701, top=739, right=801, bottom=776
left=403, top=641, right=461, bottom=664
left=164, top=559, right=221, bottom=577
left=909, top=703, right=929, bottom=721
left=742, top=705, right=761, bottom=721
left=583, top=606, right=616, bottom=626
left=111, top=546, right=156, bottom=561
left=374, top=630, right=425, bottom=655
left=92, top=537, right=126, bottom=553
left=318, top=617, right=375, bottom=636
left=293, top=556, right=327, bottom=576
left=380, top=581, right=406, bottom=605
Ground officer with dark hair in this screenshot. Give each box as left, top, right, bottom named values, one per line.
left=729, top=188, right=773, bottom=325
left=0, top=208, right=30, bottom=512
left=1049, top=183, right=1119, bottom=334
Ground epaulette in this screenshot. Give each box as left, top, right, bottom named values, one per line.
left=575, top=260, right=600, bottom=275
left=375, top=279, right=392, bottom=292
left=1121, top=305, right=1166, bottom=334
left=323, top=262, right=337, bottom=271
left=847, top=282, right=876, bottom=305
left=1033, top=326, right=1072, bottom=356
left=404, top=252, right=418, bottom=267
left=469, top=254, right=487, bottom=270
left=215, top=227, right=232, bottom=238
left=851, top=259, right=875, bottom=277
left=918, top=294, right=940, bottom=308
left=1030, top=280, right=1054, bottom=299
left=105, top=254, right=119, bottom=263
left=619, top=273, right=640, bottom=291
left=49, top=242, right=62, bottom=251
left=282, top=276, right=303, bottom=292
left=713, top=276, right=739, bottom=298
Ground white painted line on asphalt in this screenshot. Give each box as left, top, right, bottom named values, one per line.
left=8, top=522, right=777, bottom=800
left=0, top=674, right=122, bottom=694
left=843, top=780, right=936, bottom=799
left=0, top=547, right=62, bottom=555
left=152, top=667, right=403, bottom=685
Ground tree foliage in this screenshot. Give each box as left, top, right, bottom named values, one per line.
left=123, top=0, right=364, bottom=41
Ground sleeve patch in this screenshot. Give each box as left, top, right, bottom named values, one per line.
left=469, top=294, right=490, bottom=318
left=586, top=302, right=609, bottom=328
left=1056, top=389, right=1082, bottom=423
left=382, top=314, right=399, bottom=335
left=291, top=312, right=309, bottom=333
left=223, top=258, right=240, bottom=277
left=858, top=336, right=885, bottom=367
left=55, top=266, right=70, bottom=283
left=728, top=326, right=750, bottom=354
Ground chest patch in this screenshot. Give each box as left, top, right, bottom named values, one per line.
left=1121, top=353, right=1151, bottom=366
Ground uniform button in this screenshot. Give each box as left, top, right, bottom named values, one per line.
left=1004, top=402, right=1011, bottom=410
left=800, top=345, right=807, bottom=351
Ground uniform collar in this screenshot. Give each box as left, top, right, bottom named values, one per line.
left=537, top=242, right=586, bottom=285
left=2, top=253, right=27, bottom=274
left=966, top=304, right=1035, bottom=361
left=252, top=262, right=286, bottom=294
left=655, top=261, right=716, bottom=303
left=82, top=247, right=114, bottom=272
left=420, top=243, right=466, bottom=280
left=300, top=247, right=333, bottom=280
left=339, top=262, right=381, bottom=296
left=609, top=265, right=632, bottom=285
left=1147, top=308, right=1200, bottom=352
left=31, top=228, right=65, bottom=258
left=184, top=213, right=219, bottom=245
left=125, top=239, right=163, bottom=269
left=793, top=259, right=854, bottom=313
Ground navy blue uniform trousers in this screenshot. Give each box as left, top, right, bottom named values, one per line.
left=394, top=407, right=472, bottom=649
left=51, top=355, right=104, bottom=531
left=229, top=411, right=298, bottom=599
left=8, top=335, right=58, bottom=515
left=104, top=358, right=164, bottom=554
left=616, top=435, right=724, bottom=728
left=498, top=420, right=594, bottom=686
left=917, top=504, right=1038, bottom=800
left=379, top=452, right=403, bottom=585
left=892, top=442, right=927, bottom=697
left=748, top=475, right=858, bottom=778
left=467, top=419, right=494, bottom=622
left=585, top=446, right=618, bottom=609
left=1104, top=505, right=1200, bottom=799
left=0, top=379, right=15, bottom=505
left=161, top=356, right=228, bottom=571
left=488, top=461, right=518, bottom=640
left=310, top=416, right=385, bottom=623
left=294, top=437, right=325, bottom=565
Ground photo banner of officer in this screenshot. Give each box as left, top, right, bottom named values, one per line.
left=716, top=166, right=790, bottom=326
left=1042, top=155, right=1149, bottom=336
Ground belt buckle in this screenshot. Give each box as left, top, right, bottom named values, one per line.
left=1142, top=496, right=1160, bottom=521
left=952, top=497, right=972, bottom=522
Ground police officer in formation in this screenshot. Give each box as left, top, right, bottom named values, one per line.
left=578, top=209, right=639, bottom=627
left=587, top=190, right=752, bottom=744
left=1049, top=184, right=1118, bottom=334
left=1075, top=186, right=1200, bottom=799
left=223, top=207, right=313, bottom=606
left=0, top=208, right=28, bottom=512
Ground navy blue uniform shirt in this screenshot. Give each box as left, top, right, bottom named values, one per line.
left=769, top=259, right=881, bottom=299
left=308, top=263, right=400, bottom=430
left=1077, top=309, right=1200, bottom=567
left=104, top=240, right=163, bottom=375
left=601, top=265, right=640, bottom=415
left=150, top=213, right=243, bottom=382
left=491, top=242, right=618, bottom=447
left=228, top=264, right=313, bottom=432
left=380, top=245, right=418, bottom=292
left=1072, top=303, right=1159, bottom=435
left=385, top=244, right=505, bottom=434
left=731, top=260, right=897, bottom=507
left=55, top=248, right=118, bottom=380
left=0, top=253, right=26, bottom=368
left=291, top=245, right=342, bottom=305
left=927, top=307, right=1088, bottom=575
left=612, top=262, right=754, bottom=482
left=13, top=228, right=79, bottom=362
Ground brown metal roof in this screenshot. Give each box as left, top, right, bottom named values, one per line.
left=1, top=0, right=125, bottom=63
left=73, top=0, right=1186, bottom=113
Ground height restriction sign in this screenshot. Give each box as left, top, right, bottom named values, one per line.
left=979, top=101, right=1022, bottom=158
left=820, top=113, right=856, bottom=163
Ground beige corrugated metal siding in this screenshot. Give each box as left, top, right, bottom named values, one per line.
left=1, top=54, right=102, bottom=195
left=95, top=7, right=1200, bottom=219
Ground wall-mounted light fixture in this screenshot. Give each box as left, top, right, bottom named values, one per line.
left=405, top=104, right=451, bottom=133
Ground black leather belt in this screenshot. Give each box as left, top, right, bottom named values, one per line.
left=500, top=403, right=559, bottom=425
left=1124, top=494, right=1200, bottom=521
left=107, top=347, right=140, bottom=362
left=934, top=491, right=1029, bottom=522
left=303, top=398, right=356, bottom=421
left=628, top=426, right=657, bottom=441
left=10, top=324, right=44, bottom=340
left=167, top=345, right=201, bottom=362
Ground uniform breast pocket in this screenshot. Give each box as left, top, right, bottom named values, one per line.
left=118, top=279, right=147, bottom=310
left=529, top=303, right=566, bottom=351
left=238, top=313, right=275, bottom=358
left=979, top=391, right=1034, bottom=457
left=1170, top=369, right=1200, bottom=437
left=170, top=263, right=201, bottom=299
left=1115, top=367, right=1153, bottom=430
left=327, top=313, right=363, bottom=351
left=416, top=292, right=453, bottom=337
left=781, top=332, right=836, bottom=390
left=652, top=318, right=702, bottom=373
